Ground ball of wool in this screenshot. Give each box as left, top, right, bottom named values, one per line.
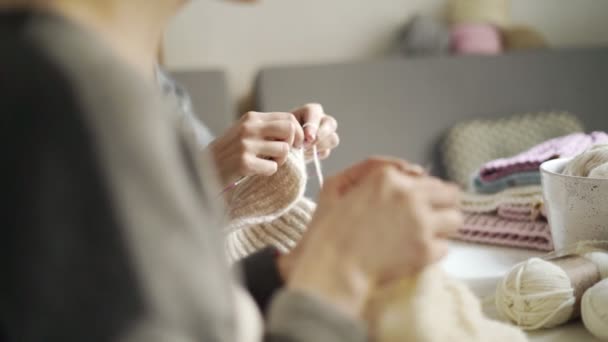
left=582, top=278, right=608, bottom=340
left=496, top=253, right=608, bottom=330
left=398, top=15, right=451, bottom=57
left=495, top=258, right=576, bottom=330
left=447, top=0, right=511, bottom=28
left=450, top=23, right=503, bottom=55
left=503, top=26, right=548, bottom=51
left=562, top=144, right=608, bottom=178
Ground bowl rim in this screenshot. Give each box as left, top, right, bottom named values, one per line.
left=540, top=157, right=608, bottom=182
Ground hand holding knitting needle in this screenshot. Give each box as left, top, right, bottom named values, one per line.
left=209, top=104, right=340, bottom=189
left=285, top=157, right=462, bottom=317
left=290, top=103, right=340, bottom=161
left=208, top=111, right=305, bottom=187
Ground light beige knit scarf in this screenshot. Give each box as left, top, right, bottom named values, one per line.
left=224, top=149, right=316, bottom=262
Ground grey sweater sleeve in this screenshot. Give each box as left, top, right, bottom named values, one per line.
left=265, top=290, right=368, bottom=342
left=18, top=11, right=369, bottom=342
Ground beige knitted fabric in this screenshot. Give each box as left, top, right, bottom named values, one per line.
left=442, top=111, right=583, bottom=186
left=224, top=149, right=316, bottom=262
left=225, top=197, right=316, bottom=262
left=447, top=0, right=511, bottom=28
left=226, top=149, right=308, bottom=230
left=461, top=185, right=543, bottom=213
left=366, top=266, right=528, bottom=342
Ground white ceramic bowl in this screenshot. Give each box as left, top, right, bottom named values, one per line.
left=540, top=158, right=608, bottom=250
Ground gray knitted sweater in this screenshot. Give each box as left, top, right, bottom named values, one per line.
left=0, top=10, right=366, bottom=342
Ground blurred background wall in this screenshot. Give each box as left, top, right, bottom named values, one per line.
left=164, top=0, right=608, bottom=106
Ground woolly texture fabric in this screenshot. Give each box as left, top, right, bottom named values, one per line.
left=472, top=171, right=540, bottom=194
left=455, top=214, right=553, bottom=251
left=479, top=131, right=608, bottom=182
left=366, top=265, right=528, bottom=342
left=442, top=111, right=582, bottom=187
left=396, top=15, right=451, bottom=57
left=225, top=197, right=316, bottom=262
left=461, top=185, right=544, bottom=220
left=226, top=149, right=308, bottom=231
left=447, top=0, right=511, bottom=28
left=450, top=23, right=503, bottom=55
left=503, top=26, right=548, bottom=51
left=224, top=149, right=316, bottom=263
left=497, top=203, right=544, bottom=222
left=562, top=144, right=608, bottom=178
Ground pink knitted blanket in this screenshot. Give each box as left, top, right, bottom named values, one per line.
left=454, top=213, right=553, bottom=251
left=479, top=132, right=608, bottom=181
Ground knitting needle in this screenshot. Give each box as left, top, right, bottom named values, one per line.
left=219, top=175, right=249, bottom=196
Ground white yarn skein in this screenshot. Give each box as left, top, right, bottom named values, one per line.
left=582, top=278, right=608, bottom=340
left=496, top=258, right=576, bottom=330
left=496, top=252, right=608, bottom=330
left=584, top=252, right=608, bottom=279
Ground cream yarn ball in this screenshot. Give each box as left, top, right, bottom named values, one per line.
left=495, top=258, right=576, bottom=330
left=584, top=252, right=608, bottom=279
left=497, top=252, right=608, bottom=331
left=582, top=278, right=608, bottom=340
left=562, top=144, right=608, bottom=178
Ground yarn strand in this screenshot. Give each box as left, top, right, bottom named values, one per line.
left=311, top=145, right=324, bottom=188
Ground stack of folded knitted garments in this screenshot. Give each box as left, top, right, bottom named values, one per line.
left=459, top=186, right=552, bottom=250
left=473, top=131, right=608, bottom=194
left=455, top=131, right=608, bottom=251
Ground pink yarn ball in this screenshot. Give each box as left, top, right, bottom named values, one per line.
left=450, top=23, right=503, bottom=55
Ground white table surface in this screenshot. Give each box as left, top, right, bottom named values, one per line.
left=441, top=241, right=601, bottom=342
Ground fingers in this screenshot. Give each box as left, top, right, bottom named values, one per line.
left=317, top=149, right=331, bottom=160
left=306, top=132, right=339, bottom=158
left=292, top=103, right=324, bottom=144
left=260, top=120, right=303, bottom=149
left=249, top=140, right=290, bottom=166
left=416, top=178, right=461, bottom=209
left=242, top=111, right=304, bottom=149
left=428, top=208, right=463, bottom=239
left=323, top=157, right=426, bottom=197
left=316, top=115, right=338, bottom=143
left=241, top=154, right=278, bottom=177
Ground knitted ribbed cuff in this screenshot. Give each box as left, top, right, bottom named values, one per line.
left=226, top=150, right=307, bottom=231
left=225, top=198, right=316, bottom=263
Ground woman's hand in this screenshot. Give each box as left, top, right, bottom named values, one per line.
left=208, top=111, right=304, bottom=186
left=285, top=158, right=462, bottom=316
left=291, top=103, right=340, bottom=161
